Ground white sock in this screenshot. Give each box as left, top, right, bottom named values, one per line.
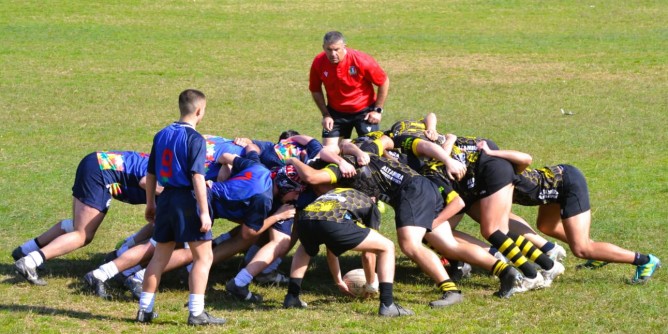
left=99, top=262, right=119, bottom=281
left=20, top=239, right=40, bottom=255
left=262, top=258, right=282, bottom=274
left=244, top=244, right=260, bottom=264
left=122, top=265, right=142, bottom=278
left=26, top=251, right=44, bottom=268
left=134, top=268, right=146, bottom=281
left=188, top=294, right=205, bottom=316
left=139, top=292, right=155, bottom=312
left=234, top=268, right=254, bottom=287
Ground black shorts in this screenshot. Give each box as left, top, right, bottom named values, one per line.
left=71, top=152, right=111, bottom=213
left=153, top=188, right=213, bottom=243
left=322, top=107, right=379, bottom=139
left=390, top=177, right=443, bottom=231
left=474, top=154, right=515, bottom=198
left=559, top=164, right=591, bottom=219
left=297, top=219, right=370, bottom=257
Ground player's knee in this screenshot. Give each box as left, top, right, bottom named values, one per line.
left=82, top=233, right=96, bottom=246
left=381, top=238, right=395, bottom=253
left=569, top=242, right=592, bottom=259
left=398, top=241, right=421, bottom=259
left=536, top=223, right=553, bottom=236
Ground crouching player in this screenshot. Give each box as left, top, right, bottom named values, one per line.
left=13, top=151, right=157, bottom=286
left=283, top=187, right=413, bottom=317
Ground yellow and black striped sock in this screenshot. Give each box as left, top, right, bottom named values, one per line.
left=487, top=230, right=538, bottom=278
left=491, top=260, right=509, bottom=277
left=438, top=279, right=460, bottom=293
left=508, top=232, right=554, bottom=270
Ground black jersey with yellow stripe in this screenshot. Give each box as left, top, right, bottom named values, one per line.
left=386, top=118, right=428, bottom=140
left=298, top=188, right=381, bottom=229
left=325, top=153, right=419, bottom=203
left=513, top=165, right=565, bottom=206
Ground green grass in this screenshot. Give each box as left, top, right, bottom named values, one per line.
left=1, top=0, right=667, bottom=333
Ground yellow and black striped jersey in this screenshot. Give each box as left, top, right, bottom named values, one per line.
left=324, top=153, right=419, bottom=203
left=513, top=165, right=565, bottom=206
left=298, top=188, right=381, bottom=229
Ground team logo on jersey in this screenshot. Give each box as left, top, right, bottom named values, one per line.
left=349, top=66, right=358, bottom=76
left=97, top=152, right=125, bottom=171
left=324, top=71, right=329, bottom=77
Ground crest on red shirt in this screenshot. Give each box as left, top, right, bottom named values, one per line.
left=348, top=66, right=357, bottom=76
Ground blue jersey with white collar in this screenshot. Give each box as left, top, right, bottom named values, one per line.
left=148, top=122, right=206, bottom=188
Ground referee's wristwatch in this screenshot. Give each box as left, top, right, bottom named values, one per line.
left=372, top=106, right=384, bottom=114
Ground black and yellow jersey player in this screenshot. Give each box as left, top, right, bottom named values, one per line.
left=477, top=140, right=661, bottom=285
left=286, top=149, right=523, bottom=306
left=284, top=187, right=413, bottom=317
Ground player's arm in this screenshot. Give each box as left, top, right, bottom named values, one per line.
left=139, top=176, right=164, bottom=195
left=144, top=173, right=157, bottom=224
left=439, top=133, right=467, bottom=181
left=477, top=140, right=532, bottom=174
left=285, top=157, right=335, bottom=185
left=423, top=112, right=439, bottom=141
left=374, top=77, right=389, bottom=110
left=245, top=203, right=296, bottom=238
left=311, top=91, right=333, bottom=132
left=287, top=134, right=315, bottom=146
left=432, top=191, right=466, bottom=230
left=192, top=172, right=212, bottom=233
left=318, top=145, right=357, bottom=178
left=340, top=141, right=370, bottom=166
left=326, top=249, right=354, bottom=296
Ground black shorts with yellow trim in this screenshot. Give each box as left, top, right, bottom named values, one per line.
left=297, top=219, right=371, bottom=257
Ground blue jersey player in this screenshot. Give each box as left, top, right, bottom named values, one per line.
left=13, top=151, right=155, bottom=286
left=136, top=89, right=225, bottom=326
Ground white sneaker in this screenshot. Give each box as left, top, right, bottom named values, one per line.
left=546, top=244, right=567, bottom=262
left=515, top=273, right=546, bottom=293
left=541, top=261, right=565, bottom=287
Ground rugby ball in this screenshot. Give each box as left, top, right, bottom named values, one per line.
left=342, top=268, right=378, bottom=297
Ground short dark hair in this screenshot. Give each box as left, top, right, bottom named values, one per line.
left=323, top=31, right=345, bottom=45
left=279, top=129, right=300, bottom=141
left=178, top=89, right=206, bottom=116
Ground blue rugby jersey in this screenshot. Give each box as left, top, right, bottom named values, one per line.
left=97, top=151, right=150, bottom=204
left=149, top=122, right=206, bottom=188
left=203, top=134, right=245, bottom=180
left=207, top=151, right=273, bottom=230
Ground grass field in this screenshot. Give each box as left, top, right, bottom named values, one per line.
left=1, top=1, right=667, bottom=333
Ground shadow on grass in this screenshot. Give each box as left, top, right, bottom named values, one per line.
left=0, top=303, right=116, bottom=321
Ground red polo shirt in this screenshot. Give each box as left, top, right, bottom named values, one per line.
left=309, top=48, right=387, bottom=114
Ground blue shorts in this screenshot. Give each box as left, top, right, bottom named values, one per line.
left=153, top=188, right=213, bottom=243
left=71, top=153, right=111, bottom=213
left=271, top=217, right=293, bottom=235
